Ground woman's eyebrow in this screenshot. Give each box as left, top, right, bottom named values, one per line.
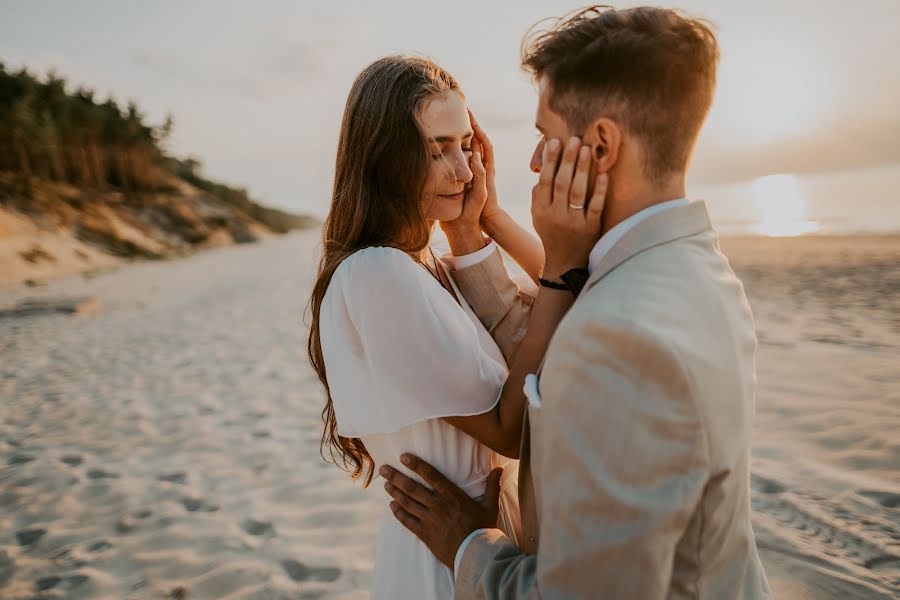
left=429, top=131, right=475, bottom=143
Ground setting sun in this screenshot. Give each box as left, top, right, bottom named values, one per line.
left=751, top=174, right=820, bottom=237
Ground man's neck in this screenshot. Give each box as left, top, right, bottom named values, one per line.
left=600, top=175, right=686, bottom=237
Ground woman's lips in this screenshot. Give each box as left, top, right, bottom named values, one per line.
left=438, top=191, right=464, bottom=201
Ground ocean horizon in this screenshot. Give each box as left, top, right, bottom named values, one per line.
left=495, top=163, right=900, bottom=238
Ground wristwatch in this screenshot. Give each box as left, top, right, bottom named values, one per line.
left=538, top=267, right=590, bottom=297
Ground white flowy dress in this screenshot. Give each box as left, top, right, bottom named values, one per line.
left=319, top=242, right=521, bottom=600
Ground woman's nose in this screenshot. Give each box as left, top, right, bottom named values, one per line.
left=455, top=153, right=473, bottom=184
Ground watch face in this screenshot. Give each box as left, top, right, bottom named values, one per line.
left=561, top=268, right=590, bottom=296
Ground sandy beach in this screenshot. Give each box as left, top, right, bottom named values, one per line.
left=1, top=230, right=898, bottom=599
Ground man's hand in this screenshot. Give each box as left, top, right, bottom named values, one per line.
left=533, top=137, right=608, bottom=279
left=381, top=454, right=503, bottom=569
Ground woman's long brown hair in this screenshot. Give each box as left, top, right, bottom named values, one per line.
left=307, top=56, right=461, bottom=486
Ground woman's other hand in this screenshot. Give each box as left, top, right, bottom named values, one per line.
left=454, top=132, right=488, bottom=229
left=468, top=110, right=501, bottom=227
left=440, top=127, right=489, bottom=254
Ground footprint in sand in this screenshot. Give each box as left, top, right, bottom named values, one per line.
left=242, top=519, right=274, bottom=536
left=60, top=454, right=83, bottom=466
left=116, top=509, right=154, bottom=533
left=157, top=471, right=187, bottom=484
left=87, top=540, right=113, bottom=552
left=87, top=468, right=119, bottom=479
left=15, top=527, right=46, bottom=547
left=48, top=547, right=87, bottom=571
left=180, top=497, right=219, bottom=513
left=280, top=559, right=341, bottom=582
left=116, top=517, right=138, bottom=534
left=36, top=575, right=62, bottom=591
left=34, top=573, right=90, bottom=592
left=7, top=453, right=35, bottom=465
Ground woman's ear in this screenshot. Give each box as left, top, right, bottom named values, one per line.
left=589, top=117, right=621, bottom=173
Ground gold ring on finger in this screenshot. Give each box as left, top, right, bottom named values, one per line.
left=568, top=203, right=585, bottom=209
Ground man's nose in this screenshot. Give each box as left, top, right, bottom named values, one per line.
left=530, top=141, right=544, bottom=173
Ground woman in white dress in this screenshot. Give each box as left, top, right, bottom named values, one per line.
left=307, top=56, right=605, bottom=599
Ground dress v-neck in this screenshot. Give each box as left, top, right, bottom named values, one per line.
left=415, top=250, right=461, bottom=307
left=434, top=258, right=461, bottom=306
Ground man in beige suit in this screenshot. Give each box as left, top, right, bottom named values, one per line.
left=382, top=6, right=771, bottom=598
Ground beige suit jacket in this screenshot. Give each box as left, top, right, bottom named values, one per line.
left=450, top=201, right=771, bottom=599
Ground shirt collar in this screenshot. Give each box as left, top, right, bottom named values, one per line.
left=588, top=198, right=689, bottom=274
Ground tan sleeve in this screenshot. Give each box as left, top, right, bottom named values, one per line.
left=456, top=528, right=538, bottom=598
left=450, top=249, right=534, bottom=364
left=454, top=318, right=709, bottom=599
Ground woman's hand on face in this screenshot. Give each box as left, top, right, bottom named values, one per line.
left=440, top=134, right=487, bottom=236
left=468, top=110, right=501, bottom=227
left=439, top=135, right=490, bottom=255
left=463, top=133, right=489, bottom=226
left=532, top=136, right=608, bottom=279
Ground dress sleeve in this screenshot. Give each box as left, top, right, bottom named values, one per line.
left=319, top=246, right=509, bottom=437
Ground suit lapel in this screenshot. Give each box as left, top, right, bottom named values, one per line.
left=533, top=202, right=711, bottom=377
left=583, top=200, right=713, bottom=294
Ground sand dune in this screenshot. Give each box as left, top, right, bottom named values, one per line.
left=0, top=230, right=897, bottom=598
left=0, top=206, right=123, bottom=288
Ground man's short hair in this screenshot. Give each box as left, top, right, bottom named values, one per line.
left=522, top=6, right=720, bottom=181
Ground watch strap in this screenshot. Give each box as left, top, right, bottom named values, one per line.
left=538, top=277, right=569, bottom=291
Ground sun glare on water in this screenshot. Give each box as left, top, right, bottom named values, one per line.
left=750, top=174, right=820, bottom=237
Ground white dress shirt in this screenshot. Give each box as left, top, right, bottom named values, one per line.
left=588, top=198, right=689, bottom=273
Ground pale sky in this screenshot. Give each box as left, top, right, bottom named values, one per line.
left=2, top=0, right=899, bottom=218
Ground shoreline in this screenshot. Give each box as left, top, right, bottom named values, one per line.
left=4, top=218, right=899, bottom=291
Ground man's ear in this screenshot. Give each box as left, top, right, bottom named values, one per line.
left=589, top=117, right=621, bottom=173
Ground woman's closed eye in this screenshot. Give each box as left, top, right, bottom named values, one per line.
left=431, top=147, right=473, bottom=160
